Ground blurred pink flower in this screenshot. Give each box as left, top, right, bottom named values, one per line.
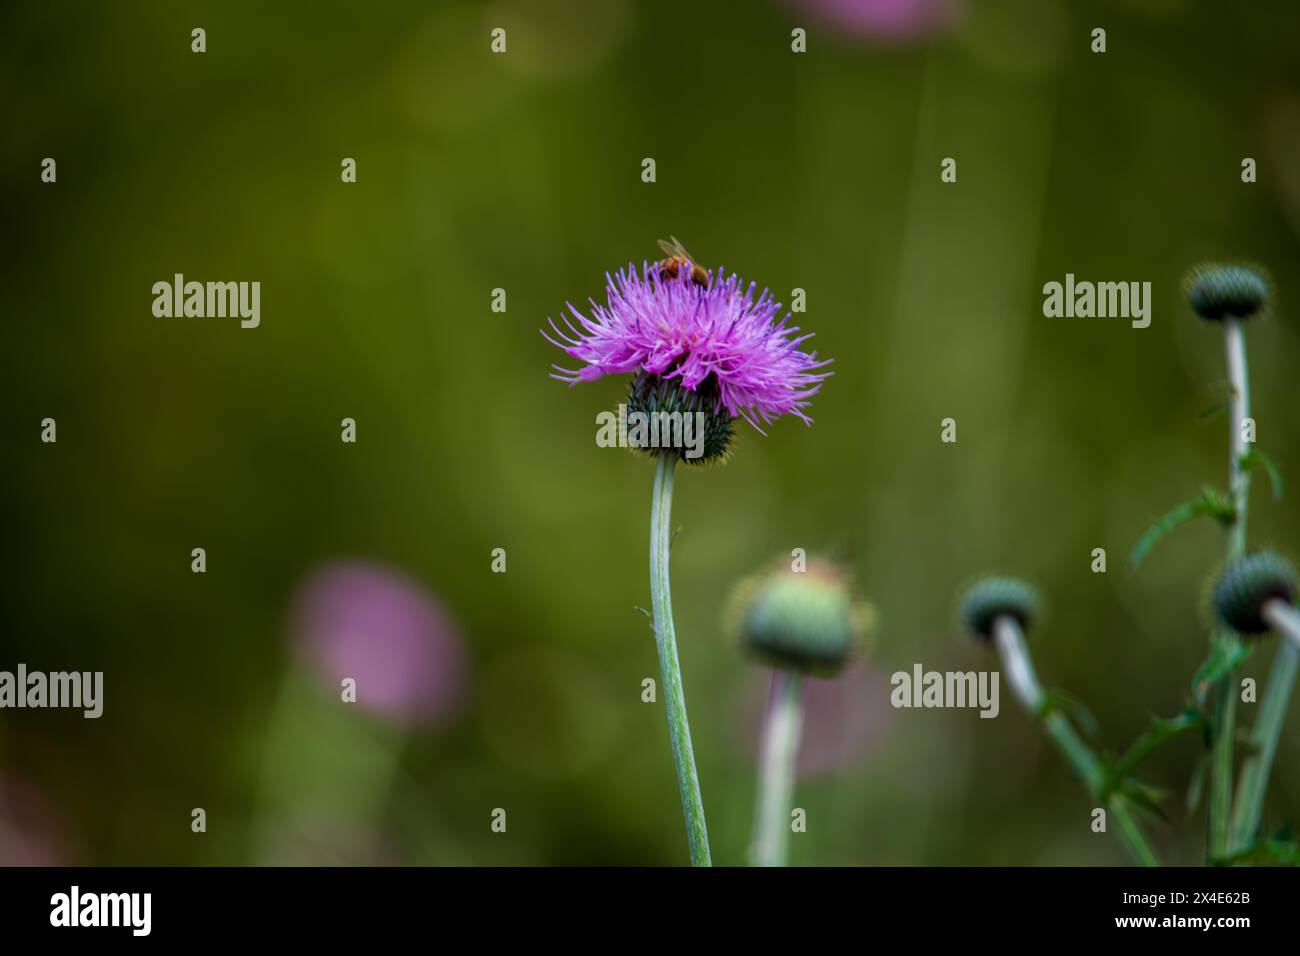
left=0, top=774, right=72, bottom=866
left=790, top=0, right=960, bottom=42
left=290, top=560, right=466, bottom=727
left=740, top=660, right=890, bottom=778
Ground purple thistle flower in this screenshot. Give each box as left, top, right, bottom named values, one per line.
left=543, top=262, right=832, bottom=433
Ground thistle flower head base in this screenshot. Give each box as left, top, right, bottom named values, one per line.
left=960, top=577, right=1040, bottom=642
left=1213, top=551, right=1298, bottom=637
left=1184, top=263, right=1270, bottom=322
left=626, top=371, right=734, bottom=465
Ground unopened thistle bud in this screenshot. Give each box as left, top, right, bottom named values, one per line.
left=1184, top=263, right=1269, bottom=322
left=730, top=559, right=872, bottom=676
left=1213, top=551, right=1298, bottom=637
left=960, top=577, right=1040, bottom=641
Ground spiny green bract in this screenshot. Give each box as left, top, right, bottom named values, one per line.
left=1184, top=263, right=1269, bottom=322
left=1213, top=551, right=1297, bottom=636
left=729, top=559, right=871, bottom=675
left=960, top=577, right=1040, bottom=641
left=626, top=370, right=734, bottom=465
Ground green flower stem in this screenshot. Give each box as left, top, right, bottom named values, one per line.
left=1231, top=640, right=1299, bottom=846
left=1231, top=604, right=1300, bottom=849
left=993, top=616, right=1159, bottom=866
left=1041, top=710, right=1104, bottom=794
left=749, top=669, right=803, bottom=867
left=1110, top=797, right=1161, bottom=868
left=1209, top=681, right=1237, bottom=860
left=1213, top=318, right=1251, bottom=859
left=649, top=452, right=712, bottom=866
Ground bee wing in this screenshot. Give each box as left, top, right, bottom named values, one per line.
left=664, top=236, right=697, bottom=261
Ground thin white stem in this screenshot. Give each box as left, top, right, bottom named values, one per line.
left=992, top=616, right=1045, bottom=714
left=749, top=670, right=803, bottom=867
left=1212, top=318, right=1251, bottom=860
left=1231, top=601, right=1300, bottom=848
left=1263, top=600, right=1300, bottom=646
left=1225, top=319, right=1252, bottom=559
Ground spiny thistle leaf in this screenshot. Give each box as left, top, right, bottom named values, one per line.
left=1192, top=634, right=1251, bottom=703
left=1128, top=487, right=1236, bottom=573
left=1118, top=779, right=1171, bottom=823
left=1258, top=839, right=1300, bottom=867
left=1116, top=708, right=1206, bottom=778
left=1099, top=755, right=1171, bottom=821
left=1239, top=448, right=1284, bottom=500
left=1218, top=827, right=1300, bottom=867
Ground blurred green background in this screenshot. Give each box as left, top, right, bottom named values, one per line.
left=3, top=0, right=1300, bottom=865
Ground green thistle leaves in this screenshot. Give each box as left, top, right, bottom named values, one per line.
left=1216, top=826, right=1300, bottom=867
left=1128, top=487, right=1236, bottom=573
left=1114, top=778, right=1172, bottom=823
left=1090, top=708, right=1209, bottom=826
left=1094, top=755, right=1171, bottom=823
left=1128, top=451, right=1283, bottom=574
left=1116, top=707, right=1207, bottom=780
left=1239, top=448, right=1284, bottom=500
left=1192, top=634, right=1251, bottom=703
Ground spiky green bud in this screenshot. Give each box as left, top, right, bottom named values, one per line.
left=625, top=371, right=734, bottom=465
left=1213, top=551, right=1298, bottom=636
left=960, top=577, right=1040, bottom=641
left=1184, top=263, right=1269, bottom=322
left=729, top=559, right=872, bottom=675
